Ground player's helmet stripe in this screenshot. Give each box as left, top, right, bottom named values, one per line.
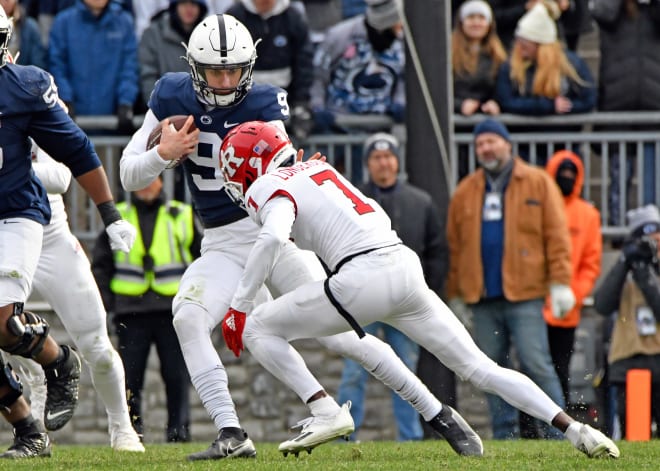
left=217, top=14, right=227, bottom=57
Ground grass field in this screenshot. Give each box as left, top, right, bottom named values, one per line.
left=0, top=439, right=656, bottom=471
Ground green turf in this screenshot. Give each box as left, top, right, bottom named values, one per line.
left=0, top=439, right=655, bottom=470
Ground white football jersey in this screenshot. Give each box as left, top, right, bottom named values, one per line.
left=245, top=161, right=400, bottom=271
left=32, top=147, right=71, bottom=230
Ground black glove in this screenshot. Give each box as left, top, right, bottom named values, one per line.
left=622, top=236, right=658, bottom=269
left=288, top=104, right=313, bottom=142
left=117, top=104, right=135, bottom=135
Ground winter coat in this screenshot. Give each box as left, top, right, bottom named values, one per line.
left=590, top=0, right=660, bottom=110
left=543, top=151, right=602, bottom=328
left=446, top=157, right=572, bottom=303
left=495, top=50, right=596, bottom=115
left=48, top=0, right=139, bottom=114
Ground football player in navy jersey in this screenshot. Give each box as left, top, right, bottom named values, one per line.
left=0, top=5, right=136, bottom=458
left=121, top=13, right=480, bottom=461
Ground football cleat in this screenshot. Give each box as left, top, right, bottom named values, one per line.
left=574, top=424, right=620, bottom=459
left=110, top=423, right=145, bottom=452
left=0, top=432, right=51, bottom=459
left=279, top=401, right=355, bottom=457
left=427, top=405, right=483, bottom=457
left=44, top=345, right=82, bottom=431
left=187, top=428, right=256, bottom=461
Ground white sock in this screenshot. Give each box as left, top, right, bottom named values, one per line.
left=564, top=421, right=583, bottom=446
left=309, top=395, right=341, bottom=417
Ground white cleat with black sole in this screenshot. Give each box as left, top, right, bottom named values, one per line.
left=279, top=401, right=354, bottom=457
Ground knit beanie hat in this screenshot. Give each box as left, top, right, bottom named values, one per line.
left=363, top=132, right=400, bottom=162
left=460, top=0, right=493, bottom=24
left=515, top=3, right=557, bottom=44
left=365, top=0, right=402, bottom=31
left=628, top=204, right=660, bottom=238
left=473, top=118, right=510, bottom=141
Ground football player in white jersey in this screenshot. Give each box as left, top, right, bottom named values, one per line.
left=120, top=14, right=481, bottom=460
left=8, top=145, right=144, bottom=452
left=219, top=121, right=621, bottom=460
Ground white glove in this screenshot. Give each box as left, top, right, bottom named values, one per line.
left=549, top=284, right=576, bottom=319
left=449, top=298, right=473, bottom=330
left=106, top=219, right=137, bottom=253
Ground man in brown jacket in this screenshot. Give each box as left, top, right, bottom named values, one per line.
left=446, top=118, right=574, bottom=439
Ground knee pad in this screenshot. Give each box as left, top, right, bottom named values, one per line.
left=0, top=360, right=23, bottom=408
left=172, top=302, right=214, bottom=343
left=75, top=333, right=116, bottom=373
left=1, top=303, right=50, bottom=359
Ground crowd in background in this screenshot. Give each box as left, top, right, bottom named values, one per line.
left=6, top=0, right=659, bottom=442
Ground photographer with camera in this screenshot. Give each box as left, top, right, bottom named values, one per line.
left=593, top=204, right=660, bottom=439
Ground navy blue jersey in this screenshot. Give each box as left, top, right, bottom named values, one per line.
left=148, top=72, right=290, bottom=227
left=0, top=64, right=102, bottom=224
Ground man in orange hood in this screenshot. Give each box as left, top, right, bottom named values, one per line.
left=544, top=151, right=602, bottom=406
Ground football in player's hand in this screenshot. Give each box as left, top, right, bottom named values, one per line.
left=146, top=115, right=197, bottom=169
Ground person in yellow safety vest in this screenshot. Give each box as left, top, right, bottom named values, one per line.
left=91, top=176, right=202, bottom=443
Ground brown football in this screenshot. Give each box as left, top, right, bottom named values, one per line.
left=146, top=115, right=197, bottom=168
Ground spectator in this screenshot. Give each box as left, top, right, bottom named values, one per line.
left=226, top=0, right=315, bottom=142
left=452, top=0, right=507, bottom=118
left=92, top=176, right=201, bottom=443
left=544, top=150, right=602, bottom=407
left=518, top=149, right=602, bottom=438
left=494, top=1, right=595, bottom=165
left=488, top=0, right=532, bottom=51
left=590, top=0, right=659, bottom=227
left=1, top=0, right=47, bottom=68
left=446, top=118, right=573, bottom=439
left=593, top=204, right=660, bottom=439
left=310, top=0, right=405, bottom=180
left=336, top=133, right=450, bottom=442
left=48, top=0, right=139, bottom=135
left=495, top=2, right=595, bottom=117
left=139, top=0, right=208, bottom=105
left=453, top=0, right=507, bottom=180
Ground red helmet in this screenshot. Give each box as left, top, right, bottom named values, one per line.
left=220, top=121, right=296, bottom=207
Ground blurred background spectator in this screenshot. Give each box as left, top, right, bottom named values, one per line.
left=91, top=177, right=202, bottom=443
left=494, top=1, right=595, bottom=165
left=517, top=150, right=602, bottom=438
left=453, top=0, right=507, bottom=180
left=310, top=0, right=405, bottom=181
left=556, top=0, right=592, bottom=52
left=227, top=0, right=315, bottom=142
left=138, top=0, right=208, bottom=106
left=2, top=0, right=47, bottom=68
left=590, top=0, right=660, bottom=227
left=48, top=0, right=139, bottom=135
left=593, top=204, right=660, bottom=439
left=446, top=118, right=571, bottom=439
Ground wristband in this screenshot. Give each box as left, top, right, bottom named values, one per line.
left=97, top=201, right=121, bottom=227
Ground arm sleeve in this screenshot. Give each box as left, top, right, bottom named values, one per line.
left=230, top=197, right=296, bottom=313
left=494, top=63, right=555, bottom=115
left=32, top=148, right=72, bottom=194
left=572, top=210, right=602, bottom=302
left=593, top=257, right=628, bottom=316
left=568, top=55, right=597, bottom=113
left=120, top=110, right=170, bottom=191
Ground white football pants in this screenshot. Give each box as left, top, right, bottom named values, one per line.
left=244, top=244, right=564, bottom=426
